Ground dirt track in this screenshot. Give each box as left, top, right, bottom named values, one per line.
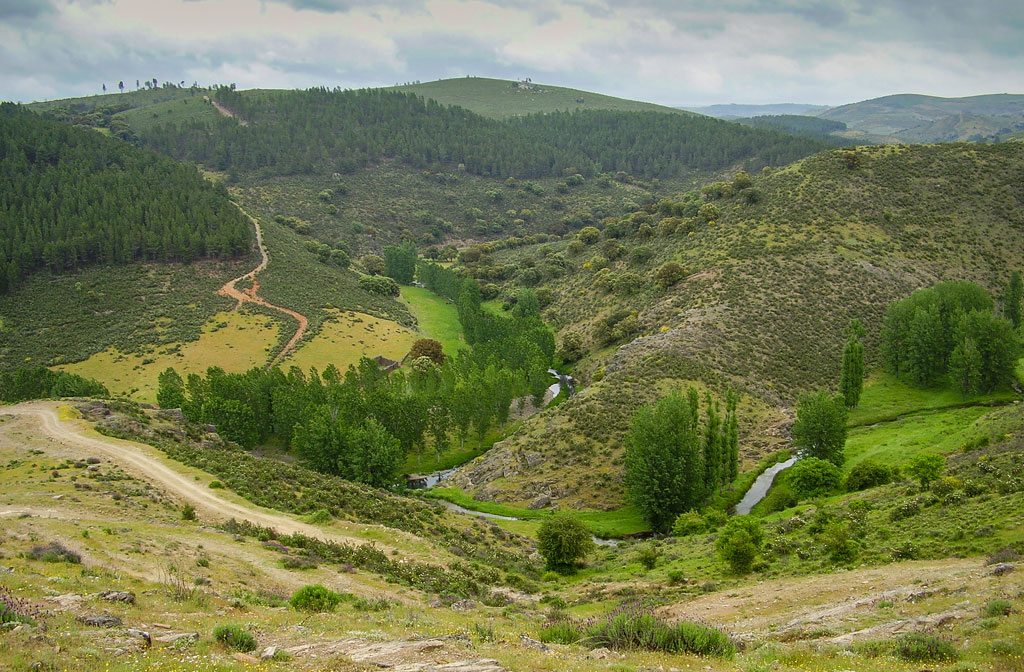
left=0, top=402, right=392, bottom=552
left=218, top=209, right=308, bottom=366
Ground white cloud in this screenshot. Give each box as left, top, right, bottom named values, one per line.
left=0, top=0, right=1021, bottom=105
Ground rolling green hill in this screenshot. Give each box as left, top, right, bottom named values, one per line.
left=818, top=92, right=1024, bottom=142
left=391, top=76, right=690, bottom=119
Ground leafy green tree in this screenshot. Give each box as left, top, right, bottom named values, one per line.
left=383, top=240, right=417, bottom=284
left=343, top=418, right=403, bottom=488
left=655, top=262, right=686, bottom=289
left=513, top=288, right=541, bottom=319
left=905, top=453, right=945, bottom=489
left=839, top=320, right=865, bottom=408
left=537, top=513, right=594, bottom=574
left=360, top=254, right=385, bottom=275
left=407, top=338, right=445, bottom=365
left=624, top=391, right=703, bottom=532
left=1003, top=271, right=1022, bottom=329
left=156, top=367, right=186, bottom=409
left=791, top=390, right=847, bottom=466
left=949, top=309, right=1018, bottom=393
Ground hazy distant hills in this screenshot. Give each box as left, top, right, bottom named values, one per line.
left=819, top=93, right=1024, bottom=142
left=681, top=103, right=829, bottom=119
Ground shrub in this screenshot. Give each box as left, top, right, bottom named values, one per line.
left=208, top=480, right=224, bottom=489
left=181, top=504, right=197, bottom=521
left=538, top=617, right=582, bottom=644
left=636, top=546, right=661, bottom=570
left=984, top=599, right=1013, bottom=617
left=586, top=602, right=735, bottom=658
left=281, top=555, right=318, bottom=570
left=894, top=633, right=958, bottom=662
left=0, top=586, right=41, bottom=625
left=358, top=275, right=400, bottom=296
left=290, top=584, right=343, bottom=613
left=759, top=485, right=797, bottom=513
left=28, top=542, right=80, bottom=564
left=788, top=458, right=843, bottom=499
left=906, top=453, right=945, bottom=488
left=537, top=514, right=594, bottom=574
left=655, top=262, right=686, bottom=289
left=845, top=459, right=892, bottom=491
left=353, top=597, right=392, bottom=612
left=716, top=517, right=763, bottom=574
left=671, top=511, right=707, bottom=537
left=213, top=624, right=257, bottom=652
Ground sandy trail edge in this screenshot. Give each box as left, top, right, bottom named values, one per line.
left=0, top=402, right=398, bottom=552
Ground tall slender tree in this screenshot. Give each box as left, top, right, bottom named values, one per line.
left=1004, top=271, right=1022, bottom=329
left=839, top=319, right=865, bottom=408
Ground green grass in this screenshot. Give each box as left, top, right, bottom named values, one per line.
left=400, top=286, right=466, bottom=356
left=425, top=487, right=648, bottom=537
left=117, top=95, right=221, bottom=134
left=845, top=405, right=995, bottom=469
left=391, top=77, right=691, bottom=120
left=848, top=371, right=1017, bottom=426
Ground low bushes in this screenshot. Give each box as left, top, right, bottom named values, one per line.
left=213, top=624, right=257, bottom=652
left=289, top=584, right=345, bottom=613
left=539, top=602, right=734, bottom=658
left=845, top=459, right=893, bottom=491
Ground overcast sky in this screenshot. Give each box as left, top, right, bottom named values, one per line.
left=2, top=0, right=1023, bottom=107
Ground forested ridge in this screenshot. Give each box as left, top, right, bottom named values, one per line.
left=139, top=86, right=830, bottom=179
left=0, top=103, right=252, bottom=293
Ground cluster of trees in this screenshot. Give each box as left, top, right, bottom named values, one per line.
left=139, top=87, right=829, bottom=180
left=383, top=241, right=418, bottom=284
left=734, top=114, right=851, bottom=145
left=624, top=388, right=739, bottom=532
left=0, top=366, right=108, bottom=402
left=881, top=281, right=1018, bottom=393
left=0, top=104, right=252, bottom=293
left=157, top=264, right=554, bottom=486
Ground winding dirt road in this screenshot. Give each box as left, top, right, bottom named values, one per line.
left=0, top=402, right=395, bottom=552
left=218, top=209, right=308, bottom=366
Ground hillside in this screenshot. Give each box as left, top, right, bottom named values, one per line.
left=391, top=76, right=690, bottom=119
left=818, top=93, right=1024, bottom=142
left=447, top=142, right=1024, bottom=509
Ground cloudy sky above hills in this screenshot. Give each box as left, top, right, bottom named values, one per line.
left=2, top=0, right=1022, bottom=106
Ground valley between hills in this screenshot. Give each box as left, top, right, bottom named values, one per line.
left=1, top=79, right=1023, bottom=672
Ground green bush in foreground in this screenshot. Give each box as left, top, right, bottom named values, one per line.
left=539, top=602, right=734, bottom=658
left=213, top=624, right=257, bottom=652
left=537, top=513, right=594, bottom=574
left=895, top=633, right=958, bottom=663
left=788, top=457, right=842, bottom=499
left=984, top=599, right=1013, bottom=617
left=289, top=584, right=343, bottom=613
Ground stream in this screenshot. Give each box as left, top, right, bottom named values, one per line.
left=734, top=455, right=799, bottom=515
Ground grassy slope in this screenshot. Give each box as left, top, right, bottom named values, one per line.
left=58, top=309, right=280, bottom=402
left=400, top=286, right=467, bottom=356
left=391, top=76, right=692, bottom=119
left=448, top=142, right=1024, bottom=509
left=0, top=257, right=254, bottom=369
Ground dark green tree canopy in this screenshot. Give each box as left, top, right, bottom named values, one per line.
left=536, top=513, right=594, bottom=573
left=791, top=389, right=848, bottom=466
left=0, top=103, right=251, bottom=294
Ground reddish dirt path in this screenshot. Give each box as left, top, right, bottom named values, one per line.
left=218, top=210, right=308, bottom=367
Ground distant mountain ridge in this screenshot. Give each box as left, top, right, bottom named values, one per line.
left=818, top=92, right=1024, bottom=142
left=681, top=103, right=829, bottom=119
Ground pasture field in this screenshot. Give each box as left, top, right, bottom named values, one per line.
left=58, top=309, right=279, bottom=402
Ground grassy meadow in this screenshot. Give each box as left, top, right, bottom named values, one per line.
left=57, top=309, right=280, bottom=402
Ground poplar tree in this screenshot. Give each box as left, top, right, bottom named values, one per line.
left=839, top=319, right=865, bottom=408
left=1004, top=271, right=1022, bottom=329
